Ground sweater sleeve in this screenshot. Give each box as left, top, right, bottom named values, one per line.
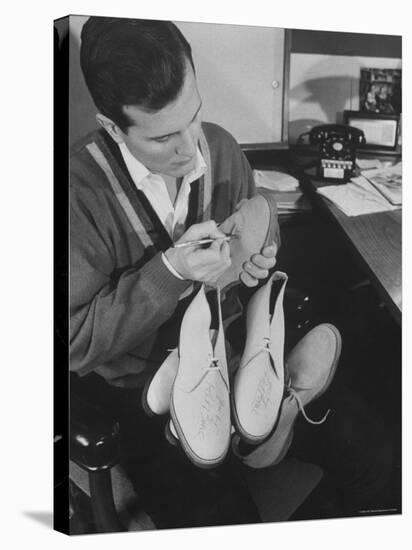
left=69, top=192, right=191, bottom=375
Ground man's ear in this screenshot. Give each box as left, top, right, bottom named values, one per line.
left=96, top=113, right=124, bottom=144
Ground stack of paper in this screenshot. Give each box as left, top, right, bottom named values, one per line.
left=317, top=176, right=400, bottom=217
left=356, top=158, right=392, bottom=171
left=275, top=191, right=311, bottom=215
left=253, top=169, right=299, bottom=192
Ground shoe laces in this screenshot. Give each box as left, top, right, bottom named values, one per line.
left=242, top=337, right=282, bottom=379
left=205, top=357, right=220, bottom=372
left=189, top=356, right=228, bottom=393
left=285, top=379, right=330, bottom=425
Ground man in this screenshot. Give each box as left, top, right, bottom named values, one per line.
left=70, top=17, right=278, bottom=385
left=70, top=16, right=278, bottom=528
left=70, top=16, right=392, bottom=530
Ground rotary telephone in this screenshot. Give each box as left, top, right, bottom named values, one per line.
left=298, top=124, right=366, bottom=181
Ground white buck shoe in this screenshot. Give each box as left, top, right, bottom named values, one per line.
left=170, top=285, right=231, bottom=468
left=232, top=271, right=288, bottom=444
left=232, top=323, right=341, bottom=468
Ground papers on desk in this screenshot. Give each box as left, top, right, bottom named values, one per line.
left=253, top=169, right=299, bottom=192
left=355, top=158, right=393, bottom=171
left=317, top=175, right=401, bottom=217
left=274, top=191, right=311, bottom=215
left=253, top=170, right=310, bottom=216
left=361, top=163, right=402, bottom=206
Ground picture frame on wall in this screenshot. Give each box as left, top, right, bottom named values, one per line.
left=359, top=68, right=402, bottom=115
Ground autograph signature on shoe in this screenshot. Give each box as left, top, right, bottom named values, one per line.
left=197, top=380, right=225, bottom=439
left=251, top=369, right=274, bottom=415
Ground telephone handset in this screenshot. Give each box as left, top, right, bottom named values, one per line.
left=298, top=124, right=366, bottom=181
left=308, top=124, right=365, bottom=146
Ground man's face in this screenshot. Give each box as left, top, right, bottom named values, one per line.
left=119, top=62, right=203, bottom=178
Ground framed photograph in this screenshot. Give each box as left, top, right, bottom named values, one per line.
left=344, top=110, right=400, bottom=151
left=359, top=68, right=402, bottom=114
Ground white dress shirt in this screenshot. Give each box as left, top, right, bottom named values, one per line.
left=118, top=142, right=207, bottom=279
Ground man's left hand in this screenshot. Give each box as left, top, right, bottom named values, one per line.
left=240, top=244, right=277, bottom=287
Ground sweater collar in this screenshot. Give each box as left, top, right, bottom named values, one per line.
left=117, top=142, right=207, bottom=190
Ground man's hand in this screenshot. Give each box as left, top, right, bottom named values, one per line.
left=165, top=221, right=231, bottom=284
left=240, top=243, right=277, bottom=287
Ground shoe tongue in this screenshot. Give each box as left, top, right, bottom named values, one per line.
left=269, top=274, right=287, bottom=377
left=239, top=272, right=287, bottom=375
left=210, top=329, right=218, bottom=348
left=239, top=275, right=272, bottom=367
left=177, top=286, right=228, bottom=392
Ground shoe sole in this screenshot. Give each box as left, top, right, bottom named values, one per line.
left=230, top=382, right=277, bottom=445
left=217, top=193, right=275, bottom=291
left=164, top=419, right=180, bottom=447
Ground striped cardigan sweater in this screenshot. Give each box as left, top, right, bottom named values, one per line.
left=70, top=121, right=279, bottom=387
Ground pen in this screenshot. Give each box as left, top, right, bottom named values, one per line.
left=174, top=235, right=237, bottom=249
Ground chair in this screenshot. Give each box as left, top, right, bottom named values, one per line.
left=67, top=286, right=324, bottom=534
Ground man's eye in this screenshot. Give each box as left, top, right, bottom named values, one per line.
left=154, top=136, right=171, bottom=143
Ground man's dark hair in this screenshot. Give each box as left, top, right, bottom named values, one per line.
left=80, top=17, right=195, bottom=132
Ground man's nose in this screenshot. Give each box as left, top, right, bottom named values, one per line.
left=175, top=129, right=197, bottom=158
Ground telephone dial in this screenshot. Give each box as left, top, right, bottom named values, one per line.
left=298, top=124, right=366, bottom=181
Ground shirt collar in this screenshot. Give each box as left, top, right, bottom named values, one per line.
left=118, top=142, right=207, bottom=189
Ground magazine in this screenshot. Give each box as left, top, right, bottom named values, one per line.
left=361, top=162, right=402, bottom=206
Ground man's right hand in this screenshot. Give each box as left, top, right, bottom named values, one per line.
left=165, top=221, right=231, bottom=284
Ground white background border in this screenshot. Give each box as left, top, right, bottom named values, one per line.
left=1, top=1, right=409, bottom=548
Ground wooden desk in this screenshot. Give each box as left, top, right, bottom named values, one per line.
left=300, top=169, right=402, bottom=325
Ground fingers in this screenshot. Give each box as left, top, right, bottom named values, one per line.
left=220, top=240, right=231, bottom=264
left=242, top=260, right=269, bottom=280
left=199, top=239, right=231, bottom=268
left=262, top=243, right=278, bottom=257
left=247, top=243, right=277, bottom=270
left=250, top=253, right=276, bottom=270
left=180, top=220, right=225, bottom=242
left=165, top=225, right=231, bottom=283
left=240, top=243, right=278, bottom=287
left=240, top=271, right=259, bottom=287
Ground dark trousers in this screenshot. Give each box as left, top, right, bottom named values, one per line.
left=288, top=386, right=394, bottom=518
left=81, top=371, right=394, bottom=529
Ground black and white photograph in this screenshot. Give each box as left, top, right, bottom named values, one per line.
left=359, top=68, right=402, bottom=114
left=49, top=5, right=404, bottom=543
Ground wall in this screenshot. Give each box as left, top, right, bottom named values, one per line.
left=67, top=17, right=402, bottom=148
left=176, top=21, right=285, bottom=145
left=288, top=30, right=402, bottom=143
left=68, top=16, right=286, bottom=147
left=291, top=29, right=401, bottom=58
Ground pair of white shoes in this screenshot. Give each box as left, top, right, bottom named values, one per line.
left=142, top=192, right=341, bottom=469
left=143, top=270, right=340, bottom=470
left=142, top=283, right=231, bottom=468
